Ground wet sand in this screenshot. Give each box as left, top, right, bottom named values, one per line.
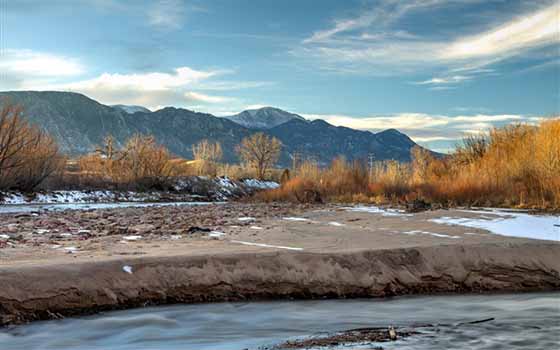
left=1, top=203, right=559, bottom=325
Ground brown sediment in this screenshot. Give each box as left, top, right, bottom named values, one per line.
left=1, top=241, right=559, bottom=326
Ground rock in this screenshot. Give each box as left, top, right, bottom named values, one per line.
left=406, top=199, right=431, bottom=213
left=186, top=226, right=212, bottom=234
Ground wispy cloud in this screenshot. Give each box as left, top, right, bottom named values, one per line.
left=443, top=4, right=559, bottom=60
left=148, top=0, right=188, bottom=30
left=413, top=75, right=472, bottom=85
left=297, top=2, right=559, bottom=78
left=303, top=0, right=456, bottom=44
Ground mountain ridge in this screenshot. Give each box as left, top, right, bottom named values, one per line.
left=0, top=91, right=432, bottom=165
left=225, top=106, right=306, bottom=129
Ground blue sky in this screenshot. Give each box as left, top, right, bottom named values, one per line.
left=0, top=0, right=558, bottom=152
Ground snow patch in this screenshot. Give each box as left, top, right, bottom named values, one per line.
left=122, top=265, right=133, bottom=274
left=328, top=221, right=345, bottom=227
left=402, top=230, right=460, bottom=239
left=230, top=240, right=303, bottom=251
left=431, top=209, right=560, bottom=241
left=209, top=231, right=226, bottom=239
left=242, top=179, right=279, bottom=189
left=283, top=217, right=310, bottom=222
left=344, top=206, right=412, bottom=217
left=122, top=235, right=142, bottom=241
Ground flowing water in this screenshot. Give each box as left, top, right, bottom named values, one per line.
left=0, top=201, right=214, bottom=214
left=0, top=293, right=558, bottom=350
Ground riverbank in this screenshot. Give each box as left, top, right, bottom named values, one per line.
left=1, top=204, right=559, bottom=326
left=0, top=177, right=279, bottom=205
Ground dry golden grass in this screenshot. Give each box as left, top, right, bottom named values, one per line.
left=258, top=119, right=560, bottom=210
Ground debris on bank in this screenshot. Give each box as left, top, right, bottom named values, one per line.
left=275, top=326, right=415, bottom=349
left=0, top=177, right=279, bottom=205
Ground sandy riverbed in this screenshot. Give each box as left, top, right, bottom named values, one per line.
left=1, top=203, right=559, bottom=326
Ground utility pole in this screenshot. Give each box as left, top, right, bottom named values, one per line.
left=368, top=153, right=375, bottom=179
left=292, top=151, right=300, bottom=174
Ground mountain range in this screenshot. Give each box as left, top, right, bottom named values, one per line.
left=0, top=91, right=430, bottom=166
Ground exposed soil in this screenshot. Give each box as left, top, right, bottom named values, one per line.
left=0, top=203, right=559, bottom=326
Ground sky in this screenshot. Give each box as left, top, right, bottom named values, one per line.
left=0, top=0, right=558, bottom=152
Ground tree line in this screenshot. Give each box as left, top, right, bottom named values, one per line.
left=0, top=101, right=283, bottom=192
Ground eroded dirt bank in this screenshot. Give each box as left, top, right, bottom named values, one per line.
left=1, top=241, right=559, bottom=326
left=1, top=203, right=559, bottom=326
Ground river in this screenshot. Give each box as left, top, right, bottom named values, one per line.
left=0, top=201, right=214, bottom=214
left=0, top=292, right=558, bottom=350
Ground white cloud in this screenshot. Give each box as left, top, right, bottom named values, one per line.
left=44, top=67, right=231, bottom=108
left=1, top=48, right=271, bottom=111
left=443, top=4, right=559, bottom=60
left=63, top=67, right=219, bottom=92
left=19, top=64, right=256, bottom=110
left=413, top=75, right=472, bottom=85
left=300, top=112, right=546, bottom=145
left=298, top=2, right=560, bottom=76
left=184, top=91, right=233, bottom=104
left=195, top=80, right=274, bottom=91
left=0, top=49, right=84, bottom=90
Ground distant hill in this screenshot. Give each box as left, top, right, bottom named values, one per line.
left=225, top=107, right=305, bottom=129
left=0, top=91, right=433, bottom=165
left=111, top=104, right=151, bottom=114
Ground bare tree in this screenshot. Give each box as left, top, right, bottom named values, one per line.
left=192, top=139, right=223, bottom=176
left=454, top=134, right=488, bottom=165
left=118, top=134, right=173, bottom=187
left=236, top=133, right=281, bottom=180
left=0, top=102, right=62, bottom=191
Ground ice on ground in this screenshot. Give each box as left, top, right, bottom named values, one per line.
left=238, top=217, right=256, bottom=222
left=0, top=201, right=212, bottom=214
left=122, top=235, right=142, bottom=241
left=230, top=240, right=303, bottom=251
left=431, top=209, right=560, bottom=241
left=343, top=206, right=412, bottom=217
left=0, top=234, right=9, bottom=240
left=402, top=230, right=460, bottom=239
left=170, top=235, right=182, bottom=240
left=209, top=231, right=226, bottom=239
left=35, top=229, right=50, bottom=234
left=122, top=265, right=133, bottom=274
left=63, top=246, right=79, bottom=253
left=283, top=217, right=310, bottom=222
left=328, top=222, right=345, bottom=227
left=241, top=179, right=280, bottom=189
